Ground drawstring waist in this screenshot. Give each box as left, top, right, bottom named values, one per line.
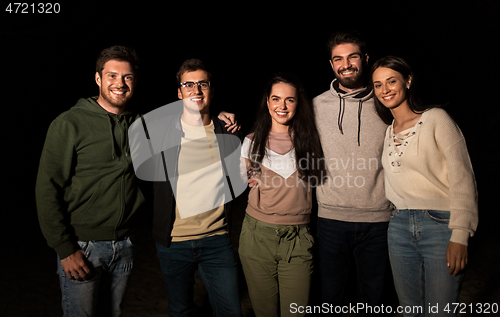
left=276, top=226, right=301, bottom=263
left=244, top=213, right=309, bottom=263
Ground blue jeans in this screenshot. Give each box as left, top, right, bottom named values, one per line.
left=156, top=234, right=241, bottom=317
left=317, top=218, right=389, bottom=316
left=388, top=209, right=462, bottom=317
left=56, top=237, right=135, bottom=317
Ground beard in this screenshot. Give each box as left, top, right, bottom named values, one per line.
left=336, top=66, right=364, bottom=90
left=100, top=86, right=132, bottom=108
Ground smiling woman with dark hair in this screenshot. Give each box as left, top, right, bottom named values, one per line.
left=238, top=72, right=326, bottom=317
left=371, top=56, right=478, bottom=316
left=370, top=55, right=434, bottom=125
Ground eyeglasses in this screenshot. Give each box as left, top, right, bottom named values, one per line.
left=179, top=80, right=211, bottom=91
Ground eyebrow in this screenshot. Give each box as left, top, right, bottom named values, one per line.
left=373, top=76, right=395, bottom=84
left=332, top=52, right=362, bottom=59
left=271, top=95, right=296, bottom=99
left=105, top=71, right=134, bottom=76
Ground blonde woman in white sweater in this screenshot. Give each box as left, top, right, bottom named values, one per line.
left=370, top=56, right=478, bottom=316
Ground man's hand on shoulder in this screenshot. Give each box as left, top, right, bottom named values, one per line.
left=218, top=111, right=241, bottom=133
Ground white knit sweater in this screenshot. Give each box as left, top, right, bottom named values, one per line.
left=382, top=108, right=478, bottom=245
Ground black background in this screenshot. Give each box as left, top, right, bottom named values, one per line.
left=1, top=1, right=499, bottom=315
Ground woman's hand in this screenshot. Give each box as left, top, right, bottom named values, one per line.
left=247, top=170, right=260, bottom=188
left=446, top=241, right=468, bottom=276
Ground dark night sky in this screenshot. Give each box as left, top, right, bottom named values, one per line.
left=1, top=1, right=499, bottom=308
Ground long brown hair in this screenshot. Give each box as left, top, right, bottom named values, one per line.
left=248, top=73, right=326, bottom=185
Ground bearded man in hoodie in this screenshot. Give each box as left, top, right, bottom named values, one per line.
left=36, top=45, right=144, bottom=317
left=313, top=31, right=392, bottom=315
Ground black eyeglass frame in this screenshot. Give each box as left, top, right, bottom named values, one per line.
left=179, top=80, right=211, bottom=90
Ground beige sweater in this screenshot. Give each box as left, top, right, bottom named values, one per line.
left=171, top=120, right=226, bottom=241
left=241, top=132, right=312, bottom=225
left=382, top=108, right=478, bottom=245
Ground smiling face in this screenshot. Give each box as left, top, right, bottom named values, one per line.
left=372, top=66, right=412, bottom=110
left=177, top=69, right=212, bottom=115
left=330, top=43, right=368, bottom=92
left=267, top=82, right=297, bottom=132
left=95, top=59, right=136, bottom=113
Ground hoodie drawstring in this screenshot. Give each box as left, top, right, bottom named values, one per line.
left=338, top=94, right=345, bottom=135
left=357, top=101, right=363, bottom=147
left=337, top=94, right=364, bottom=146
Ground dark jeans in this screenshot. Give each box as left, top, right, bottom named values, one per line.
left=317, top=218, right=389, bottom=316
left=156, top=234, right=241, bottom=317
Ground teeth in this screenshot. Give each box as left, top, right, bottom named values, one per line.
left=276, top=112, right=287, bottom=115
left=191, top=98, right=202, bottom=101
left=112, top=90, right=124, bottom=95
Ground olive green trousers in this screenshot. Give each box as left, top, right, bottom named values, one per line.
left=238, top=214, right=314, bottom=317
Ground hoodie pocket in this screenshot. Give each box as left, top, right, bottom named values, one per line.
left=83, top=182, right=105, bottom=214
left=76, top=180, right=121, bottom=226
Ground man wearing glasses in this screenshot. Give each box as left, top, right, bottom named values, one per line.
left=151, top=59, right=243, bottom=316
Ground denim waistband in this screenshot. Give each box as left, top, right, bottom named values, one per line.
left=79, top=235, right=136, bottom=244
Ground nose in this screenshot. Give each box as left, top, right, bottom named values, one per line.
left=382, top=83, right=391, bottom=94
left=339, top=58, right=351, bottom=70
left=114, top=76, right=126, bottom=88
left=193, top=83, right=203, bottom=94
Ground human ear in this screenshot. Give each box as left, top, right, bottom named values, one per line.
left=407, top=76, right=412, bottom=89
left=95, top=72, right=101, bottom=87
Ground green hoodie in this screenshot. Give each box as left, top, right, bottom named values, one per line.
left=36, top=97, right=145, bottom=259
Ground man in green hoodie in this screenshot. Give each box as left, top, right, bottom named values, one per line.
left=36, top=45, right=144, bottom=316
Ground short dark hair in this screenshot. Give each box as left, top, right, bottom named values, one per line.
left=326, top=30, right=368, bottom=59
left=176, top=59, right=212, bottom=85
left=95, top=45, right=140, bottom=76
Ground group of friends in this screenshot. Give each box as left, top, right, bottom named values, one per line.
left=35, top=30, right=478, bottom=317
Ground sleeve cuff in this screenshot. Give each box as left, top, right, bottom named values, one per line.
left=450, top=229, right=470, bottom=246
left=54, top=240, right=79, bottom=260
